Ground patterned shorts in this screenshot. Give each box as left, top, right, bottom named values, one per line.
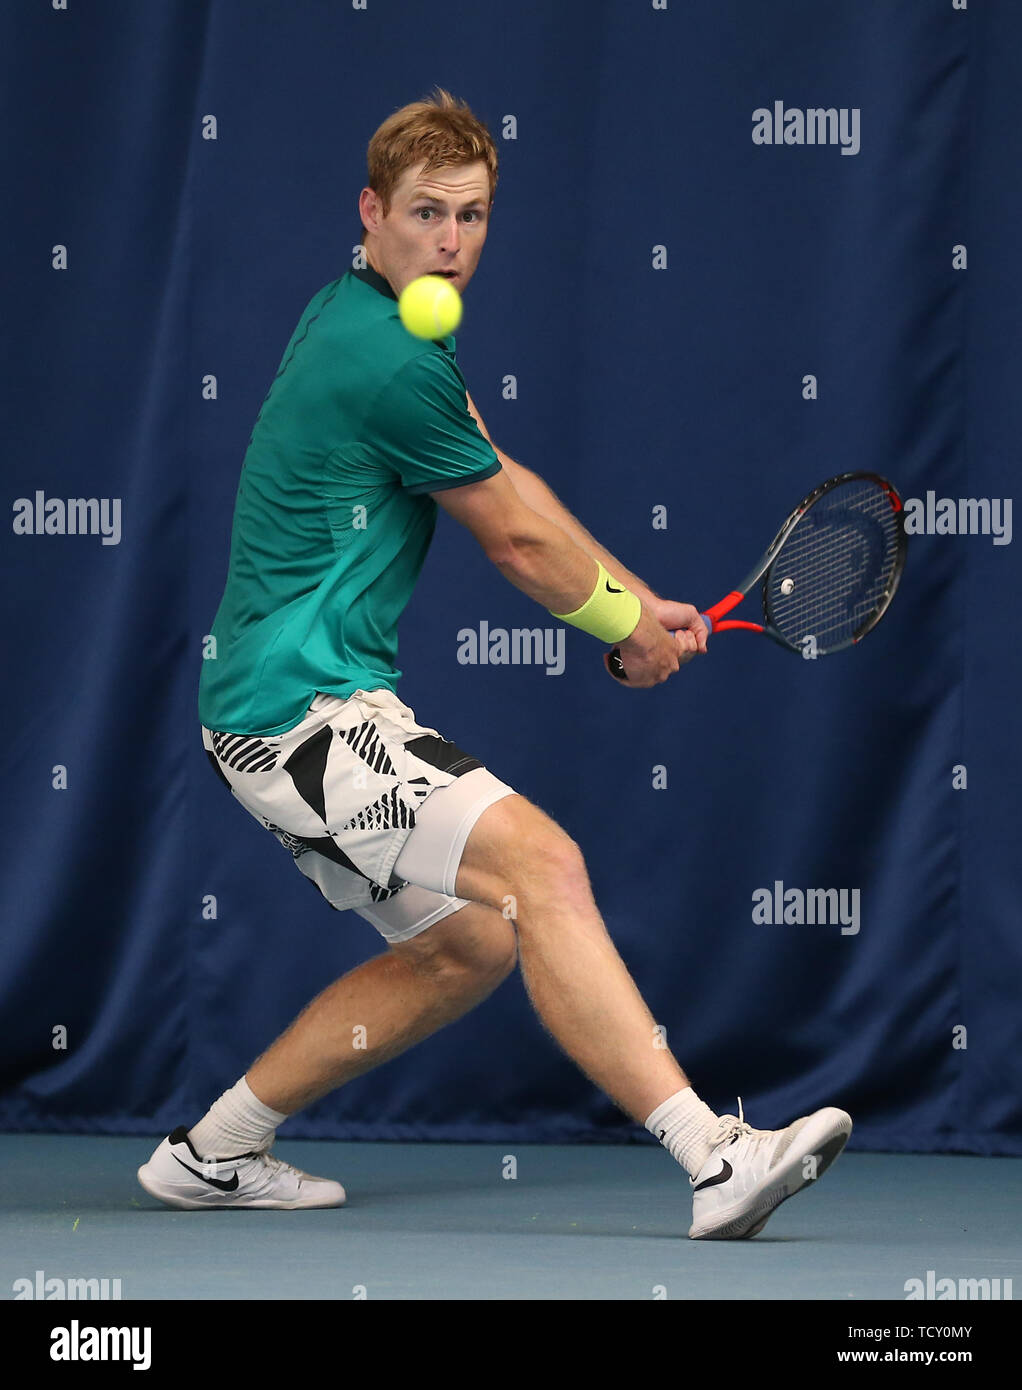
left=201, top=688, right=517, bottom=943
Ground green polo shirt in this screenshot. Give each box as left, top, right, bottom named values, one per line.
left=197, top=264, right=501, bottom=735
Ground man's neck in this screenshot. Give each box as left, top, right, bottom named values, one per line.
left=363, top=241, right=387, bottom=284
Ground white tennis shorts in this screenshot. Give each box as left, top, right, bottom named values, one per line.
left=201, top=688, right=516, bottom=943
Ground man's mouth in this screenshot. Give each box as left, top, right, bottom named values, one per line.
left=432, top=270, right=459, bottom=279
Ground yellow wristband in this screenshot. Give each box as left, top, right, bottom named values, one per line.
left=550, top=562, right=642, bottom=644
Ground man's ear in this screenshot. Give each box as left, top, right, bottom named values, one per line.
left=359, top=186, right=383, bottom=232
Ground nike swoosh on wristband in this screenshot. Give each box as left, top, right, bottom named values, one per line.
left=172, top=1154, right=240, bottom=1191
left=692, top=1159, right=733, bottom=1192
left=605, top=580, right=625, bottom=593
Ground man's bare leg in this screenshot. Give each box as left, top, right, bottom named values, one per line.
left=452, top=794, right=691, bottom=1125
left=245, top=900, right=516, bottom=1114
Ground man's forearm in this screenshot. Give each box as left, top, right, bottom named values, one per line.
left=503, top=458, right=660, bottom=605
left=488, top=508, right=666, bottom=662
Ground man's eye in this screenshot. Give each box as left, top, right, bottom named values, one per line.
left=415, top=209, right=480, bottom=221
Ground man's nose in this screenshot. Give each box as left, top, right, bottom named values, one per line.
left=439, top=216, right=461, bottom=250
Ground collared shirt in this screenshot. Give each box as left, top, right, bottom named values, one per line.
left=198, top=264, right=501, bottom=734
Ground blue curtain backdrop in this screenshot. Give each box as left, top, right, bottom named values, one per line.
left=2, top=0, right=1019, bottom=1154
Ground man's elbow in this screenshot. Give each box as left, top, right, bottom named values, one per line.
left=482, top=531, right=525, bottom=572
left=483, top=524, right=546, bottom=577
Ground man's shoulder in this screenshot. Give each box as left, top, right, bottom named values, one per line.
left=318, top=271, right=456, bottom=378
left=284, top=272, right=465, bottom=434
left=365, top=348, right=471, bottom=438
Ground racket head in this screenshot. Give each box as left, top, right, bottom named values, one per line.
left=759, top=471, right=907, bottom=654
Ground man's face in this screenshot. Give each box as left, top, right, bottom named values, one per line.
left=359, top=159, right=491, bottom=298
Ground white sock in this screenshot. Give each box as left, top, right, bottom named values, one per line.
left=186, top=1076, right=288, bottom=1160
left=645, top=1086, right=721, bottom=1178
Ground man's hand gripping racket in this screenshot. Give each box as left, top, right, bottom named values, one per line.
left=606, top=472, right=907, bottom=682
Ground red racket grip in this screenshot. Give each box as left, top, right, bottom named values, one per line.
left=702, top=591, right=745, bottom=627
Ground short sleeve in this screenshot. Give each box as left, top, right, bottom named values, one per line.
left=369, top=351, right=502, bottom=494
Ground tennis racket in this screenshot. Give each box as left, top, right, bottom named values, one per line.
left=607, top=471, right=907, bottom=679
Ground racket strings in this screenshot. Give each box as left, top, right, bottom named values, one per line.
left=774, top=519, right=897, bottom=636
left=771, top=492, right=898, bottom=639
left=767, top=480, right=901, bottom=651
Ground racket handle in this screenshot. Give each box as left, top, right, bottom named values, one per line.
left=607, top=647, right=627, bottom=680
left=607, top=614, right=713, bottom=681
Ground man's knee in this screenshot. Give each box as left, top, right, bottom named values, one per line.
left=521, top=819, right=589, bottom=893
left=456, top=794, right=592, bottom=913
left=390, top=901, right=518, bottom=985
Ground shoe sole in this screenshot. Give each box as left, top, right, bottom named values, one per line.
left=689, top=1108, right=851, bottom=1240
left=136, top=1163, right=346, bottom=1211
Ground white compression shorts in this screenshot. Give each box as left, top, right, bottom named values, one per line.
left=201, top=687, right=516, bottom=943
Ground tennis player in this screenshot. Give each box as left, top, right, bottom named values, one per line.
left=138, top=88, right=851, bottom=1239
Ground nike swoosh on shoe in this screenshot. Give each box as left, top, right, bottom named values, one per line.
left=171, top=1155, right=240, bottom=1191
left=692, top=1159, right=733, bottom=1192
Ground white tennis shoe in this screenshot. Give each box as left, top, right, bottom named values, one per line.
left=688, top=1099, right=851, bottom=1239
left=137, top=1126, right=346, bottom=1210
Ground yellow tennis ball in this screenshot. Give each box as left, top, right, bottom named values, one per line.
left=398, top=274, right=463, bottom=339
